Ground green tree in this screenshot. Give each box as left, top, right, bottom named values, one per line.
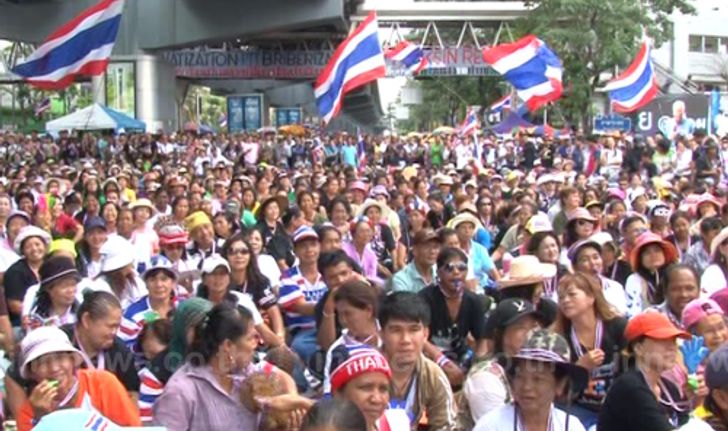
left=518, top=0, right=694, bottom=130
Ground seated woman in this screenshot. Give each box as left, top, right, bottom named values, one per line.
left=24, top=256, right=81, bottom=331
left=599, top=312, right=692, bottom=431
left=625, top=232, right=679, bottom=317
left=224, top=234, right=284, bottom=345
left=319, top=280, right=381, bottom=394
left=118, top=255, right=180, bottom=364
left=5, top=291, right=140, bottom=420
left=152, top=304, right=296, bottom=430
left=461, top=298, right=544, bottom=428
left=473, top=330, right=588, bottom=431
left=16, top=326, right=141, bottom=431
left=93, top=235, right=147, bottom=308
left=342, top=217, right=380, bottom=281
left=329, top=346, right=409, bottom=431
left=197, top=253, right=281, bottom=347
left=554, top=273, right=628, bottom=429
left=567, top=238, right=627, bottom=315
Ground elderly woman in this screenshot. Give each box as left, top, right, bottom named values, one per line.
left=157, top=224, right=197, bottom=297
left=449, top=212, right=498, bottom=292
left=328, top=346, right=409, bottom=431
left=355, top=199, right=397, bottom=276
left=4, top=225, right=51, bottom=329
left=473, top=330, right=588, bottom=431
left=599, top=312, right=692, bottom=431
left=152, top=304, right=297, bottom=430
left=16, top=326, right=141, bottom=431
left=342, top=217, right=379, bottom=280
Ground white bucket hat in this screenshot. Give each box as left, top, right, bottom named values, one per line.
left=99, top=236, right=136, bottom=273
left=14, top=225, right=52, bottom=254
left=20, top=326, right=83, bottom=379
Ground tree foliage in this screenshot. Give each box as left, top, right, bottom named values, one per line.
left=518, top=0, right=695, bottom=129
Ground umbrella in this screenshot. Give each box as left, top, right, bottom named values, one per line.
left=432, top=126, right=456, bottom=135
left=278, top=124, right=306, bottom=136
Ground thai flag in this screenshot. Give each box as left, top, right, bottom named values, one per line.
left=357, top=130, right=367, bottom=171
left=385, top=41, right=428, bottom=75
left=482, top=35, right=563, bottom=111
left=489, top=94, right=512, bottom=113
left=218, top=113, right=227, bottom=128
left=311, top=138, right=324, bottom=164
left=12, top=0, right=125, bottom=90
left=314, top=12, right=386, bottom=125
left=603, top=39, right=659, bottom=113
left=458, top=108, right=479, bottom=137
left=34, top=98, right=51, bottom=117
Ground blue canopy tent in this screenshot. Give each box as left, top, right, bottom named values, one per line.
left=46, top=103, right=146, bottom=134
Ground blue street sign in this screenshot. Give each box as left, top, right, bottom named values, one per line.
left=593, top=114, right=632, bottom=132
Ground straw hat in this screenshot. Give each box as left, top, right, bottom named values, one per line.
left=355, top=198, right=391, bottom=220
left=448, top=212, right=483, bottom=230
left=498, top=255, right=556, bottom=289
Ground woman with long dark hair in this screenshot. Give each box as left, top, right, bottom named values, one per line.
left=525, top=230, right=565, bottom=301
left=553, top=273, right=627, bottom=428
left=224, top=233, right=284, bottom=344
left=152, top=304, right=297, bottom=430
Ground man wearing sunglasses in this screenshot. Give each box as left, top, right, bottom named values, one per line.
left=419, top=247, right=488, bottom=389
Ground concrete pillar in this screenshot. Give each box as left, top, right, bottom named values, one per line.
left=135, top=54, right=177, bottom=132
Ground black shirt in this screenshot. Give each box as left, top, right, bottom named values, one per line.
left=598, top=369, right=688, bottom=431
left=4, top=258, right=38, bottom=326
left=418, top=285, right=486, bottom=366
left=7, top=324, right=140, bottom=393
left=565, top=317, right=627, bottom=411
left=603, top=260, right=632, bottom=289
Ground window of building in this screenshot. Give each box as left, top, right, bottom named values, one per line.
left=721, top=38, right=728, bottom=54
left=689, top=35, right=703, bottom=52
left=704, top=36, right=720, bottom=53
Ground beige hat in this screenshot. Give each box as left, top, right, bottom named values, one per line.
left=355, top=198, right=391, bottom=220
left=498, top=255, right=557, bottom=289
left=448, top=212, right=483, bottom=230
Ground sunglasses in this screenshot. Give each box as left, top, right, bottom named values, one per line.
left=443, top=262, right=468, bottom=273
left=228, top=247, right=251, bottom=256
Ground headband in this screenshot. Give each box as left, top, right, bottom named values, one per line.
left=330, top=349, right=391, bottom=393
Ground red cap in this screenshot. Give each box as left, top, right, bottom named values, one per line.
left=625, top=311, right=691, bottom=342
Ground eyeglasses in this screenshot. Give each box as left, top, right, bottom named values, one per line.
left=228, top=247, right=251, bottom=256
left=443, top=262, right=468, bottom=273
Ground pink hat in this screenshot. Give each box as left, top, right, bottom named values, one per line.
left=682, top=298, right=724, bottom=329
left=349, top=180, right=368, bottom=193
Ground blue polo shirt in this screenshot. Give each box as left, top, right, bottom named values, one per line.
left=469, top=240, right=495, bottom=290
left=391, top=261, right=437, bottom=293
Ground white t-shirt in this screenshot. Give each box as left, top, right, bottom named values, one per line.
left=701, top=264, right=727, bottom=297
left=89, top=275, right=148, bottom=309
left=601, top=276, right=628, bottom=316
left=474, top=404, right=586, bottom=431
left=463, top=367, right=508, bottom=422
left=257, top=253, right=282, bottom=290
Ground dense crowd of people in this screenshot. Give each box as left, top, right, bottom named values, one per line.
left=1, top=125, right=728, bottom=430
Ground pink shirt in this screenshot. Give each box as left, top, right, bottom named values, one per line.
left=342, top=240, right=378, bottom=279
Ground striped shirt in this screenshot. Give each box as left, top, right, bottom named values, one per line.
left=278, top=265, right=327, bottom=331
left=138, top=366, right=164, bottom=423
left=118, top=295, right=179, bottom=348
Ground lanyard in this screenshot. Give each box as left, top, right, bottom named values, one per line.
left=514, top=404, right=554, bottom=431
left=75, top=331, right=105, bottom=371
left=57, top=378, right=80, bottom=408
left=544, top=275, right=558, bottom=298
left=570, top=319, right=603, bottom=375
left=674, top=236, right=690, bottom=260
